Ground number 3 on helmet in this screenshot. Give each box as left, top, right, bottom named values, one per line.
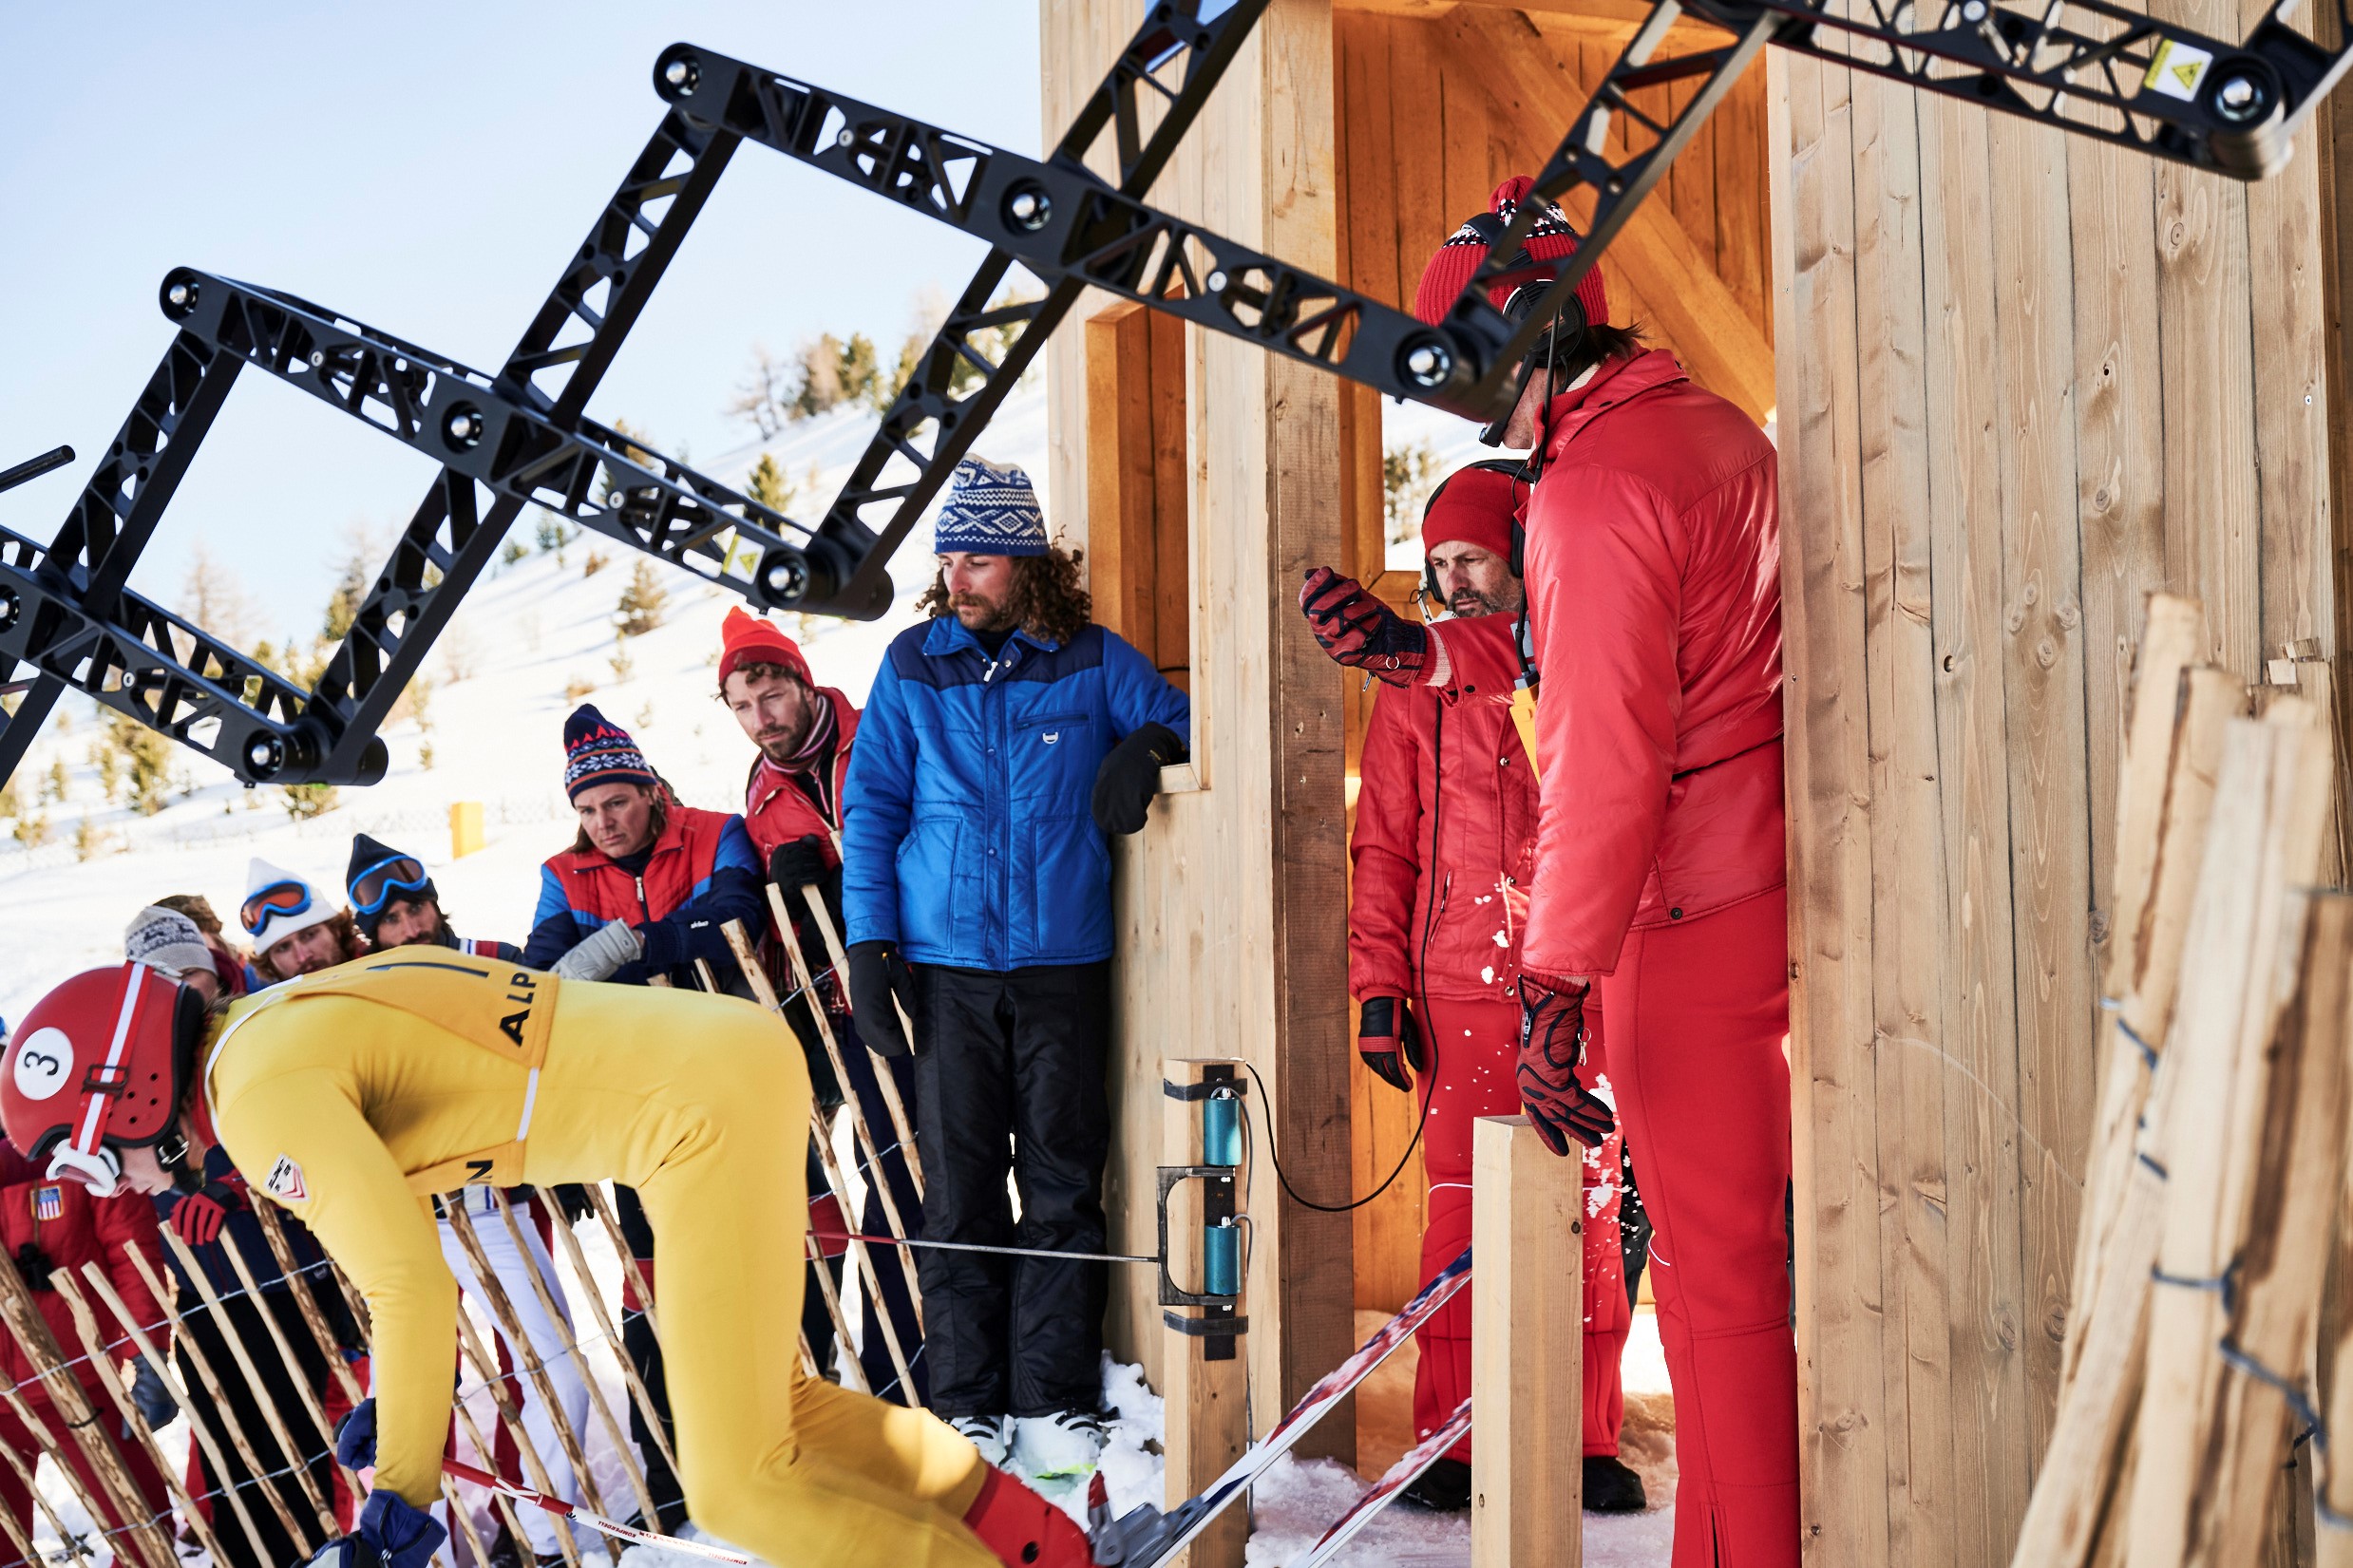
left=3, top=964, right=211, bottom=1196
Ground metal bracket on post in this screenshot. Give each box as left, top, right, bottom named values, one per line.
left=1161, top=1056, right=1251, bottom=1568
left=1158, top=1063, right=1248, bottom=1353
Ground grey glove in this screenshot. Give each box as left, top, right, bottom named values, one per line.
left=552, top=919, right=643, bottom=982
left=130, top=1356, right=177, bottom=1428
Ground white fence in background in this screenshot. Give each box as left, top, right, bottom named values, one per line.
left=0, top=794, right=564, bottom=880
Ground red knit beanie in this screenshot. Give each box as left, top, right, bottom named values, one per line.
left=719, top=606, right=811, bottom=689
left=1412, top=176, right=1610, bottom=331
left=1421, top=465, right=1523, bottom=562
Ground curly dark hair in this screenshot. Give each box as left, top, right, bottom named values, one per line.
left=919, top=545, right=1093, bottom=647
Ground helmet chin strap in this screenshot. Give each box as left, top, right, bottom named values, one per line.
left=47, top=1143, right=123, bottom=1198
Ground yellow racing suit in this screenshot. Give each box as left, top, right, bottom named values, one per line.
left=202, top=953, right=994, bottom=1566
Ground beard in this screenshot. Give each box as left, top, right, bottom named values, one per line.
left=755, top=710, right=815, bottom=765
left=951, top=593, right=1016, bottom=633
left=1448, top=589, right=1510, bottom=618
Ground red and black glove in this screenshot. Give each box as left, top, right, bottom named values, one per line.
left=1517, top=974, right=1616, bottom=1155
left=1299, top=567, right=1427, bottom=686
left=169, top=1177, right=247, bottom=1247
left=1357, top=996, right=1426, bottom=1094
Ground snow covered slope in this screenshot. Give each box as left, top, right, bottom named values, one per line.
left=0, top=384, right=1047, bottom=1019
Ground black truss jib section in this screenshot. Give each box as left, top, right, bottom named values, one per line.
left=654, top=0, right=1271, bottom=618
left=0, top=104, right=740, bottom=789
left=164, top=272, right=824, bottom=612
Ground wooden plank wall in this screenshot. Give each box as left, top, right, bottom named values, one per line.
left=1042, top=0, right=1358, bottom=1461
left=1330, top=1, right=1777, bottom=1309
left=1774, top=19, right=2343, bottom=1566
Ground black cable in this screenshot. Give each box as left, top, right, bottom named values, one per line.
left=1243, top=691, right=1448, bottom=1215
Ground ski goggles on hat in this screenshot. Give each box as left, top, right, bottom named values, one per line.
left=349, top=854, right=432, bottom=916
left=240, top=879, right=313, bottom=935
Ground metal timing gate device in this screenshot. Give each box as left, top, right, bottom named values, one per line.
left=4, top=0, right=2348, bottom=790
left=1159, top=1062, right=1247, bottom=1357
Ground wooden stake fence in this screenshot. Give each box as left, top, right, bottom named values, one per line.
left=776, top=882, right=926, bottom=1201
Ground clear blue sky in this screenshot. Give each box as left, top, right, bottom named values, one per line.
left=0, top=2, right=1039, bottom=636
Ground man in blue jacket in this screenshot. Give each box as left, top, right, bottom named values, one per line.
left=843, top=457, right=1187, bottom=1481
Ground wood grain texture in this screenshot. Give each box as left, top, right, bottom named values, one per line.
left=1470, top=1115, right=1583, bottom=1568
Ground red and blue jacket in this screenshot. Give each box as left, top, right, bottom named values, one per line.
left=522, top=803, right=766, bottom=985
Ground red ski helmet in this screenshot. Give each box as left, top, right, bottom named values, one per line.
left=2, top=963, right=209, bottom=1195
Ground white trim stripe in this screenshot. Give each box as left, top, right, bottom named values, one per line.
left=516, top=1067, right=541, bottom=1143
left=73, top=969, right=146, bottom=1156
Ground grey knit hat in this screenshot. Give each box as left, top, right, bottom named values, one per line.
left=124, top=905, right=215, bottom=980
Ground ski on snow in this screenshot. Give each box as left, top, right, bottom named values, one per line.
left=1289, top=1396, right=1473, bottom=1567
left=1088, top=1246, right=1472, bottom=1566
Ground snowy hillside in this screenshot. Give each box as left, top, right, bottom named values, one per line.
left=0, top=384, right=1048, bottom=1021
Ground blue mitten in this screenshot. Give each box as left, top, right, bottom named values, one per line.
left=332, top=1397, right=376, bottom=1469
left=359, top=1489, right=447, bottom=1568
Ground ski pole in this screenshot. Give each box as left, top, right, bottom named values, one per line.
left=809, top=1229, right=1160, bottom=1266
left=443, top=1457, right=751, bottom=1563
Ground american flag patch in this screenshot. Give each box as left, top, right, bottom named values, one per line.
left=33, top=1185, right=62, bottom=1222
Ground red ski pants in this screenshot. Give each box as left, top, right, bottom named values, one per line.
left=0, top=1385, right=169, bottom=1553
left=1411, top=994, right=1627, bottom=1462
left=1603, top=886, right=1796, bottom=1568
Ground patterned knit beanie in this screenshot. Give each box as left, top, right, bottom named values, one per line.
left=123, top=906, right=215, bottom=980
left=934, top=458, right=1048, bottom=557
left=1413, top=175, right=1611, bottom=331
left=562, top=704, right=659, bottom=803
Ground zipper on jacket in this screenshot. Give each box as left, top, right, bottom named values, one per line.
left=636, top=875, right=649, bottom=922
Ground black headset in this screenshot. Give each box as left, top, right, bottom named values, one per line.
left=1419, top=457, right=1535, bottom=608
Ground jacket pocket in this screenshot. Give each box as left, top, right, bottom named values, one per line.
left=1011, top=709, right=1098, bottom=808
left=897, top=816, right=967, bottom=960
left=1024, top=813, right=1114, bottom=961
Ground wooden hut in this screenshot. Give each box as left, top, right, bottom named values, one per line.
left=1039, top=0, right=2353, bottom=1559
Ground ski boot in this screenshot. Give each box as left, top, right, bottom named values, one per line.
left=964, top=1465, right=1101, bottom=1566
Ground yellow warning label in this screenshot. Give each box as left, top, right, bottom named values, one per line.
left=718, top=528, right=765, bottom=581
left=2141, top=37, right=2212, bottom=102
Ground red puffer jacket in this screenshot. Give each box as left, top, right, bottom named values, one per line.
left=0, top=1145, right=165, bottom=1397
left=742, top=688, right=860, bottom=865
left=1348, top=674, right=1537, bottom=1004
left=1424, top=349, right=1784, bottom=979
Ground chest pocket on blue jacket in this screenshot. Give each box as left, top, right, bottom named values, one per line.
left=1012, top=710, right=1096, bottom=805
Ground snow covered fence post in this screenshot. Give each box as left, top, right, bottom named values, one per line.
left=1471, top=1114, right=1581, bottom=1568
left=1161, top=1056, right=1249, bottom=1568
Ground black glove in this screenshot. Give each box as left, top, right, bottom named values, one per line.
left=1516, top=974, right=1616, bottom=1155
left=1357, top=997, right=1425, bottom=1094
left=1299, top=567, right=1427, bottom=685
left=1091, top=723, right=1186, bottom=835
left=847, top=941, right=920, bottom=1057
left=12, top=1242, right=52, bottom=1293
left=551, top=1183, right=596, bottom=1226
left=768, top=835, right=830, bottom=889
left=129, top=1356, right=177, bottom=1428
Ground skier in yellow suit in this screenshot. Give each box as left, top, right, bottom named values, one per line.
left=1, top=954, right=1099, bottom=1568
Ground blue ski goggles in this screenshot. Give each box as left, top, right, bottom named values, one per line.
left=349, top=854, right=434, bottom=916
left=240, top=879, right=314, bottom=935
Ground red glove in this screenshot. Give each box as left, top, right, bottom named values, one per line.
left=1357, top=996, right=1425, bottom=1094
left=1300, top=568, right=1426, bottom=685
left=169, top=1180, right=245, bottom=1247
left=1517, top=974, right=1615, bottom=1156
left=807, top=1192, right=850, bottom=1259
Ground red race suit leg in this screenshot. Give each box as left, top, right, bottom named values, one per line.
left=0, top=1385, right=169, bottom=1549
left=1412, top=995, right=1626, bottom=1461
left=1602, top=885, right=1796, bottom=1568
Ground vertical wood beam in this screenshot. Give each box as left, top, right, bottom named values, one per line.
left=1470, top=1115, right=1583, bottom=1568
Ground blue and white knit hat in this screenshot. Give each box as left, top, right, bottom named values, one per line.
left=934, top=457, right=1048, bottom=557
left=562, top=704, right=659, bottom=803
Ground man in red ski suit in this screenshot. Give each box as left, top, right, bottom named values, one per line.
left=717, top=606, right=926, bottom=1407
left=0, top=1143, right=172, bottom=1551
left=1348, top=463, right=1641, bottom=1515
left=1301, top=177, right=1793, bottom=1566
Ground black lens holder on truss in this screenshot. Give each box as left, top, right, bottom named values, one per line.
left=1, top=0, right=2344, bottom=791
left=0, top=1, right=1269, bottom=789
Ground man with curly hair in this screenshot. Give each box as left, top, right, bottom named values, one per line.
left=843, top=457, right=1188, bottom=1483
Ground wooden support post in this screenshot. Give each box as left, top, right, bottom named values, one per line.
left=204, top=1221, right=365, bottom=1501
left=783, top=883, right=926, bottom=1200
left=1162, top=1057, right=1248, bottom=1568
left=251, top=1200, right=367, bottom=1407
left=1471, top=1115, right=1582, bottom=1568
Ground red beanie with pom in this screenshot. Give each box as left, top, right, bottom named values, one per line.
left=718, top=606, right=812, bottom=689
left=1412, top=176, right=1610, bottom=331
left=1421, top=465, right=1523, bottom=563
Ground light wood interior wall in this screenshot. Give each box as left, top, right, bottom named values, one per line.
left=1330, top=1, right=1777, bottom=1309
left=1043, top=0, right=1358, bottom=1461
left=1773, top=27, right=2344, bottom=1568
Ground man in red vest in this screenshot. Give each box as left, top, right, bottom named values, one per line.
left=1301, top=178, right=1793, bottom=1566
left=1350, top=463, right=1642, bottom=1515
left=717, top=607, right=925, bottom=1407
left=522, top=704, right=768, bottom=1535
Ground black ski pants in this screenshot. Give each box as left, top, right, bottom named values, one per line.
left=911, top=960, right=1111, bottom=1419
left=177, top=1284, right=338, bottom=1568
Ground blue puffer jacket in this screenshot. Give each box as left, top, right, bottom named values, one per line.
left=843, top=617, right=1189, bottom=970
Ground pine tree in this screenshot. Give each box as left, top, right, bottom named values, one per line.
left=0, top=773, right=20, bottom=822
left=1384, top=440, right=1442, bottom=546
left=793, top=335, right=845, bottom=420
left=44, top=758, right=68, bottom=805
left=279, top=783, right=338, bottom=822
left=107, top=712, right=175, bottom=817
left=837, top=333, right=882, bottom=407
left=88, top=738, right=123, bottom=804
left=748, top=453, right=797, bottom=517
left=534, top=511, right=578, bottom=553
left=322, top=547, right=372, bottom=643
left=616, top=561, right=670, bottom=637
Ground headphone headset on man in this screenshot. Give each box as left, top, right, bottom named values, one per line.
left=1457, top=208, right=1593, bottom=452
left=1419, top=457, right=1536, bottom=611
